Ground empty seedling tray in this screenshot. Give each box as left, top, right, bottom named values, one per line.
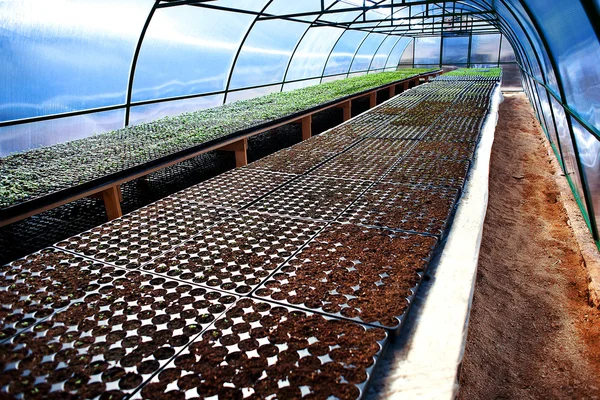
left=55, top=198, right=235, bottom=269
left=0, top=266, right=237, bottom=398
left=131, top=297, right=388, bottom=400
left=169, top=168, right=297, bottom=210
left=141, top=212, right=325, bottom=296
left=247, top=175, right=372, bottom=222
left=254, top=223, right=438, bottom=331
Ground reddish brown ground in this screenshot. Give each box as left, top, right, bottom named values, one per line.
left=458, top=93, right=600, bottom=399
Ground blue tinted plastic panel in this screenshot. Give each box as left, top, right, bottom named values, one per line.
left=230, top=20, right=307, bottom=89
left=399, top=39, right=415, bottom=66
left=324, top=30, right=369, bottom=76
left=370, top=36, right=400, bottom=70
left=286, top=27, right=345, bottom=81
left=470, top=34, right=500, bottom=64
left=129, top=95, right=224, bottom=126
left=500, top=35, right=517, bottom=62
left=0, top=0, right=151, bottom=121
left=414, top=37, right=441, bottom=65
left=442, top=36, right=469, bottom=64
left=385, top=37, right=412, bottom=69
left=552, top=97, right=588, bottom=210
left=572, top=117, right=600, bottom=232
left=537, top=87, right=558, bottom=147
left=526, top=0, right=600, bottom=129
left=132, top=7, right=254, bottom=102
left=0, top=110, right=124, bottom=157
left=226, top=85, right=280, bottom=104
left=350, top=34, right=387, bottom=72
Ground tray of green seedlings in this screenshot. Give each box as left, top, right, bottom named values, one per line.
left=339, top=182, right=460, bottom=237
left=141, top=212, right=325, bottom=296
left=254, top=223, right=438, bottom=332
left=247, top=175, right=372, bottom=222
left=131, top=298, right=389, bottom=400
left=0, top=69, right=436, bottom=211
left=55, top=197, right=235, bottom=269
left=0, top=262, right=237, bottom=398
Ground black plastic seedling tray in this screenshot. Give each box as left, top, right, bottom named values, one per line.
left=384, top=156, right=471, bottom=190
left=247, top=175, right=372, bottom=222
left=169, top=168, right=297, bottom=210
left=55, top=198, right=235, bottom=269
left=254, top=224, right=438, bottom=332
left=339, top=182, right=460, bottom=237
left=141, top=212, right=325, bottom=296
left=0, top=260, right=237, bottom=398
left=131, top=298, right=389, bottom=400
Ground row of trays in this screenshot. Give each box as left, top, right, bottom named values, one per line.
left=0, top=78, right=497, bottom=399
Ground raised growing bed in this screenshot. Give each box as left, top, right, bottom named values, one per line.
left=0, top=69, right=437, bottom=219
left=254, top=224, right=438, bottom=330
left=132, top=298, right=388, bottom=400
left=141, top=212, right=325, bottom=295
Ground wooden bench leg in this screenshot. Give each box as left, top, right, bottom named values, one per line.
left=369, top=92, right=377, bottom=108
left=337, top=100, right=352, bottom=121
left=221, top=138, right=248, bottom=167
left=301, top=115, right=312, bottom=141
left=402, top=82, right=409, bottom=91
left=389, top=85, right=396, bottom=97
left=101, top=186, right=122, bottom=221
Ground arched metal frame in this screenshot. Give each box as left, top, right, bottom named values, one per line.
left=1, top=0, right=599, bottom=245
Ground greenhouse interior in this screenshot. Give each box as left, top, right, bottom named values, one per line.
left=1, top=0, right=600, bottom=399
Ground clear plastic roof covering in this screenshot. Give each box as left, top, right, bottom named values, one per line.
left=0, top=0, right=599, bottom=243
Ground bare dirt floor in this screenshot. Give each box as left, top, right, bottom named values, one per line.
left=457, top=93, right=600, bottom=400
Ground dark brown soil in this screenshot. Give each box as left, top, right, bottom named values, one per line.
left=458, top=93, right=600, bottom=399
left=255, top=224, right=437, bottom=327
left=340, top=183, right=458, bottom=236
left=138, top=299, right=386, bottom=400
left=384, top=156, right=470, bottom=189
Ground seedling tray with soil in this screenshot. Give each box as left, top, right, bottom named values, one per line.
left=408, top=141, right=477, bottom=161
left=254, top=224, right=438, bottom=330
left=425, top=116, right=484, bottom=142
left=169, top=168, right=296, bottom=210
left=55, top=198, right=235, bottom=269
left=364, top=123, right=426, bottom=140
left=247, top=175, right=372, bottom=222
left=0, top=267, right=237, bottom=399
left=344, top=138, right=415, bottom=159
left=339, top=182, right=460, bottom=236
left=384, top=157, right=471, bottom=190
left=141, top=212, right=325, bottom=295
left=131, top=298, right=388, bottom=400
left=247, top=146, right=336, bottom=175
left=309, top=154, right=398, bottom=182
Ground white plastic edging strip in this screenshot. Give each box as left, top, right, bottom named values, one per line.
left=366, top=85, right=504, bottom=400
